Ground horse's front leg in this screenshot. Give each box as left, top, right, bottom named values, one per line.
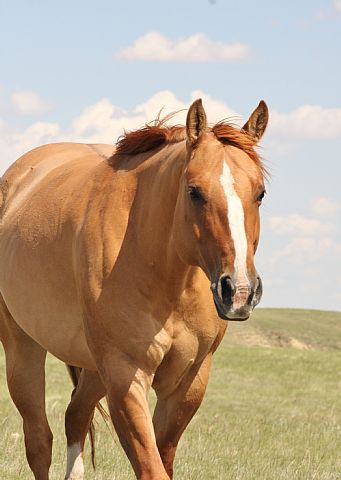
left=153, top=353, right=212, bottom=479
left=100, top=350, right=170, bottom=480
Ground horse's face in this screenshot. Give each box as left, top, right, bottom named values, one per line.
left=174, top=99, right=268, bottom=321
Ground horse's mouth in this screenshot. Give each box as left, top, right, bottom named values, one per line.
left=213, top=295, right=251, bottom=322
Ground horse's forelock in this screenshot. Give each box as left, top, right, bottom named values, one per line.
left=212, top=122, right=268, bottom=179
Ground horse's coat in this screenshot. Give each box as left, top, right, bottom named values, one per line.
left=0, top=99, right=268, bottom=479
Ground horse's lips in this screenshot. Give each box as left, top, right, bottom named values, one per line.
left=213, top=293, right=250, bottom=322
left=213, top=296, right=229, bottom=320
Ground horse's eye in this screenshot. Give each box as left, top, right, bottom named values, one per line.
left=257, top=190, right=266, bottom=206
left=188, top=185, right=205, bottom=203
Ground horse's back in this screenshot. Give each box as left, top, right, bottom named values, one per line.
left=0, top=143, right=115, bottom=219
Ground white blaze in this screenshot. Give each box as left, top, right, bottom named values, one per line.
left=219, top=160, right=249, bottom=288
left=65, top=443, right=84, bottom=480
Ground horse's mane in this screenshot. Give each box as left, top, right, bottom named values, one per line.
left=115, top=113, right=266, bottom=175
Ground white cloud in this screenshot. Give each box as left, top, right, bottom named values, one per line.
left=14, top=121, right=60, bottom=149
left=310, top=197, right=339, bottom=217
left=269, top=104, right=341, bottom=139
left=0, top=90, right=239, bottom=173
left=260, top=199, right=341, bottom=308
left=0, top=121, right=60, bottom=171
left=3, top=91, right=341, bottom=176
left=260, top=195, right=341, bottom=310
left=260, top=232, right=341, bottom=310
left=55, top=90, right=238, bottom=144
left=268, top=213, right=335, bottom=236
left=114, top=32, right=251, bottom=62
left=134, top=91, right=187, bottom=122
left=334, top=0, right=341, bottom=13
left=134, top=90, right=238, bottom=125
left=192, top=90, right=240, bottom=124
left=11, top=90, right=50, bottom=115
left=268, top=236, right=341, bottom=265
left=69, top=98, right=145, bottom=143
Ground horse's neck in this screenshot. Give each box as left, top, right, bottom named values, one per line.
left=132, top=143, right=194, bottom=298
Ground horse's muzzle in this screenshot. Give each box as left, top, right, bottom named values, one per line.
left=211, top=274, right=263, bottom=321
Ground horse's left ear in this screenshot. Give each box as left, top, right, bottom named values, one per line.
left=242, top=100, right=269, bottom=142
left=186, top=99, right=207, bottom=146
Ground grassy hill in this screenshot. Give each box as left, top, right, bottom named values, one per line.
left=226, top=308, right=341, bottom=350
left=0, top=308, right=340, bottom=479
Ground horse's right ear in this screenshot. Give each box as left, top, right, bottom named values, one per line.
left=186, top=99, right=207, bottom=146
left=242, top=100, right=269, bottom=143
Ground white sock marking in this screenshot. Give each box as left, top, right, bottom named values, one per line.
left=65, top=443, right=84, bottom=480
left=219, top=160, right=249, bottom=288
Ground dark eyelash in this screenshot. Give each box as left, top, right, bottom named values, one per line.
left=188, top=186, right=206, bottom=203
left=257, top=190, right=266, bottom=205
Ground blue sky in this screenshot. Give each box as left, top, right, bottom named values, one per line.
left=1, top=0, right=340, bottom=311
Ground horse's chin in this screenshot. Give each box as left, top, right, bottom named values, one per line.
left=213, top=297, right=251, bottom=322
left=225, top=311, right=250, bottom=321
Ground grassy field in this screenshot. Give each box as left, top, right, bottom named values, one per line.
left=1, top=308, right=341, bottom=479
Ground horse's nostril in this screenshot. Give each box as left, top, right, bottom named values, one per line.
left=219, top=274, right=234, bottom=306
left=247, top=290, right=254, bottom=305
left=251, top=276, right=263, bottom=307
left=256, top=276, right=263, bottom=295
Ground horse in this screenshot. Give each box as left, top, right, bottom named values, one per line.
left=0, top=98, right=268, bottom=480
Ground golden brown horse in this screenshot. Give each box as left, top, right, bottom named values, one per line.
left=0, top=98, right=268, bottom=479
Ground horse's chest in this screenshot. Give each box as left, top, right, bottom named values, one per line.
left=152, top=323, right=216, bottom=397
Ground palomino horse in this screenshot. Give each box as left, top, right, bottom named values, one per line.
left=0, top=98, right=268, bottom=479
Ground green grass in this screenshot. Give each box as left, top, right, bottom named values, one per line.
left=226, top=308, right=341, bottom=350
left=1, top=308, right=341, bottom=479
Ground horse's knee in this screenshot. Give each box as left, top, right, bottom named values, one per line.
left=24, top=421, right=53, bottom=453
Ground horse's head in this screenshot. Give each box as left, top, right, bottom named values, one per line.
left=174, top=99, right=268, bottom=321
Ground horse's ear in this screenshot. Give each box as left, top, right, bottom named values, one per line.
left=242, top=100, right=269, bottom=142
left=186, top=99, right=207, bottom=146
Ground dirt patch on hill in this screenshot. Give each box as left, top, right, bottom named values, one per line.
left=267, top=331, right=311, bottom=350
left=226, top=326, right=311, bottom=350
